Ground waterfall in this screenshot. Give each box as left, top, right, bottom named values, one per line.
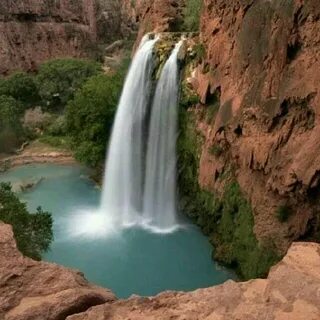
left=100, top=35, right=157, bottom=226
left=142, top=42, right=182, bottom=230
left=99, top=35, right=182, bottom=233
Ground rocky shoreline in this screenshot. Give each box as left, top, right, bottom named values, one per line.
left=0, top=222, right=319, bottom=320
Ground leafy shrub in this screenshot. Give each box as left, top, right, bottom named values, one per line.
left=209, top=144, right=223, bottom=157
left=38, top=135, right=71, bottom=149
left=276, top=205, right=292, bottom=222
left=0, top=182, right=53, bottom=260
left=66, top=72, right=124, bottom=166
left=36, top=59, right=101, bottom=110
left=0, top=95, right=24, bottom=152
left=182, top=0, right=203, bottom=31
left=0, top=72, right=39, bottom=108
left=193, top=43, right=206, bottom=63
left=46, top=115, right=68, bottom=136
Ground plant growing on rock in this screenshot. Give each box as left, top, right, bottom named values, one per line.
left=276, top=205, right=292, bottom=222
left=0, top=182, right=53, bottom=260
left=177, top=104, right=280, bottom=279
left=209, top=144, right=223, bottom=157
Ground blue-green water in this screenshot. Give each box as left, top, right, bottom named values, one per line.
left=0, top=164, right=234, bottom=298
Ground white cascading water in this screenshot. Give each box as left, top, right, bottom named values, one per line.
left=142, top=42, right=182, bottom=231
left=90, top=36, right=183, bottom=235
left=100, top=35, right=157, bottom=226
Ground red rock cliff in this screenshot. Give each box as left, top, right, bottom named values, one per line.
left=0, top=0, right=137, bottom=74
left=136, top=0, right=320, bottom=253
left=193, top=0, right=320, bottom=251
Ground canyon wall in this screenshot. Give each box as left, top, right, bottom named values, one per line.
left=135, top=0, right=320, bottom=274
left=0, top=0, right=137, bottom=74
left=1, top=222, right=319, bottom=320
left=194, top=0, right=320, bottom=251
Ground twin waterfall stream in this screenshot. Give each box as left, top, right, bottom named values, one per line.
left=100, top=36, right=182, bottom=233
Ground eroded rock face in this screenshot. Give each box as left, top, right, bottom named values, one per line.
left=0, top=223, right=115, bottom=320
left=132, top=0, right=183, bottom=49
left=0, top=221, right=319, bottom=319
left=186, top=0, right=320, bottom=251
left=0, top=0, right=137, bottom=74
left=67, top=242, right=320, bottom=320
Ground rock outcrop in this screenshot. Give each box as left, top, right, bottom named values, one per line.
left=189, top=0, right=320, bottom=252
left=69, top=242, right=320, bottom=320
left=132, top=0, right=184, bottom=49
left=0, top=223, right=115, bottom=320
left=1, top=222, right=319, bottom=320
left=0, top=0, right=137, bottom=74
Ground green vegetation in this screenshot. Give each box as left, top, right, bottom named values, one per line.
left=36, top=59, right=101, bottom=110
left=0, top=55, right=129, bottom=166
left=209, top=144, right=223, bottom=157
left=66, top=71, right=124, bottom=167
left=177, top=106, right=280, bottom=279
left=276, top=205, right=292, bottom=222
left=0, top=182, right=53, bottom=260
left=0, top=95, right=24, bottom=152
left=0, top=58, right=104, bottom=153
left=212, top=182, right=280, bottom=279
left=193, top=43, right=206, bottom=63
left=181, top=0, right=203, bottom=31
left=0, top=72, right=39, bottom=107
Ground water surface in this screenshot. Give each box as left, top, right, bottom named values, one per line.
left=0, top=164, right=234, bottom=298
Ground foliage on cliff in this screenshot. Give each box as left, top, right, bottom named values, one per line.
left=0, top=183, right=53, bottom=260
left=177, top=105, right=280, bottom=279
left=180, top=0, right=202, bottom=31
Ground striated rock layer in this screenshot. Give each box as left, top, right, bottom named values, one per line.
left=0, top=0, right=138, bottom=74
left=190, top=0, right=320, bottom=252
left=0, top=222, right=319, bottom=319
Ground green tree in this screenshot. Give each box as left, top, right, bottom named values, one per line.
left=0, top=72, right=39, bottom=107
left=0, top=183, right=53, bottom=260
left=0, top=95, right=24, bottom=152
left=36, top=59, right=101, bottom=110
left=66, top=73, right=123, bottom=166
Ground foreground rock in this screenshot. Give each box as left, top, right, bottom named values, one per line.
left=0, top=223, right=115, bottom=320
left=69, top=242, right=320, bottom=320
left=0, top=221, right=319, bottom=319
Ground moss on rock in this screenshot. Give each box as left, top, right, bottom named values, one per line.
left=177, top=104, right=280, bottom=280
